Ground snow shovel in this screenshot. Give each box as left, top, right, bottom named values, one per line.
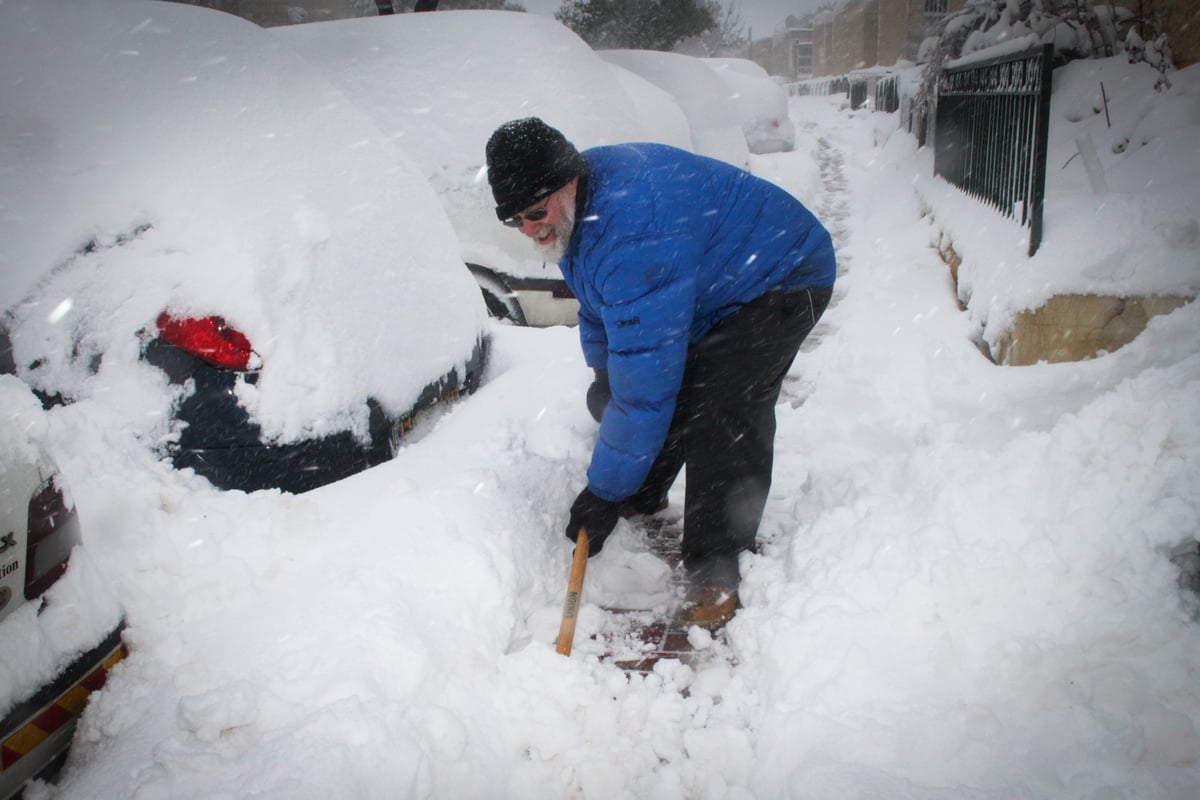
left=555, top=528, right=590, bottom=656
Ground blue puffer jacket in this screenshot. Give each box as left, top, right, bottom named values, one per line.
left=559, top=143, right=836, bottom=502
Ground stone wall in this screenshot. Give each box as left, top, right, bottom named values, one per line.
left=935, top=235, right=1194, bottom=366
left=993, top=294, right=1193, bottom=366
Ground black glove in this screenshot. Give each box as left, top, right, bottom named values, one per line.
left=565, top=487, right=621, bottom=557
left=586, top=368, right=611, bottom=423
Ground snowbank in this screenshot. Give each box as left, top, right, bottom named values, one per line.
left=910, top=58, right=1200, bottom=349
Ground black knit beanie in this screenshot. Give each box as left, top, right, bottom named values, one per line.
left=486, top=117, right=586, bottom=221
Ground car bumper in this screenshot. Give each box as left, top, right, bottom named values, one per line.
left=145, top=334, right=490, bottom=494
left=1, top=622, right=127, bottom=800
left=173, top=428, right=383, bottom=494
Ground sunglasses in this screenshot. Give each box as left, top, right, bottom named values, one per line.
left=502, top=196, right=551, bottom=228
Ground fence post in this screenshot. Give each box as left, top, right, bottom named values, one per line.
left=1027, top=44, right=1053, bottom=256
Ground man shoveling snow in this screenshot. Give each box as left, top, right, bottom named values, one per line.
left=485, top=117, right=836, bottom=630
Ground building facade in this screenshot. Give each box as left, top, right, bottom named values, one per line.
left=789, top=22, right=814, bottom=80
left=811, top=0, right=964, bottom=76
left=164, top=0, right=375, bottom=27
left=805, top=0, right=1195, bottom=78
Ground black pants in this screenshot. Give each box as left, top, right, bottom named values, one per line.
left=626, top=286, right=832, bottom=587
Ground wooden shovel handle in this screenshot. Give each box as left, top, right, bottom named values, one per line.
left=555, top=528, right=589, bottom=656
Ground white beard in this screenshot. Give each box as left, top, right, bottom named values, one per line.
left=536, top=198, right=575, bottom=263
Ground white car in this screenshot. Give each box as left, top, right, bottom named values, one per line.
left=597, top=49, right=752, bottom=170
left=0, top=0, right=490, bottom=494
left=274, top=11, right=694, bottom=328
left=0, top=377, right=125, bottom=799
left=703, top=57, right=796, bottom=154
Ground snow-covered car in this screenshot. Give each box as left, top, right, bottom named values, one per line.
left=703, top=57, right=796, bottom=154
left=0, top=0, right=490, bottom=494
left=0, top=378, right=126, bottom=800
left=274, top=11, right=692, bottom=329
left=597, top=49, right=752, bottom=169
left=601, top=62, right=695, bottom=154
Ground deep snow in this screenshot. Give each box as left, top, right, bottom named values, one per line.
left=11, top=46, right=1200, bottom=800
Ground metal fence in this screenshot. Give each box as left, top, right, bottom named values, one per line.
left=847, top=70, right=894, bottom=111
left=788, top=75, right=849, bottom=97
left=849, top=76, right=868, bottom=110
left=899, top=89, right=931, bottom=148
left=934, top=44, right=1054, bottom=256
left=789, top=44, right=1053, bottom=255
left=875, top=73, right=900, bottom=113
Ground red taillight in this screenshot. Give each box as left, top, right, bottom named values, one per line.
left=25, top=477, right=82, bottom=600
left=156, top=312, right=257, bottom=371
